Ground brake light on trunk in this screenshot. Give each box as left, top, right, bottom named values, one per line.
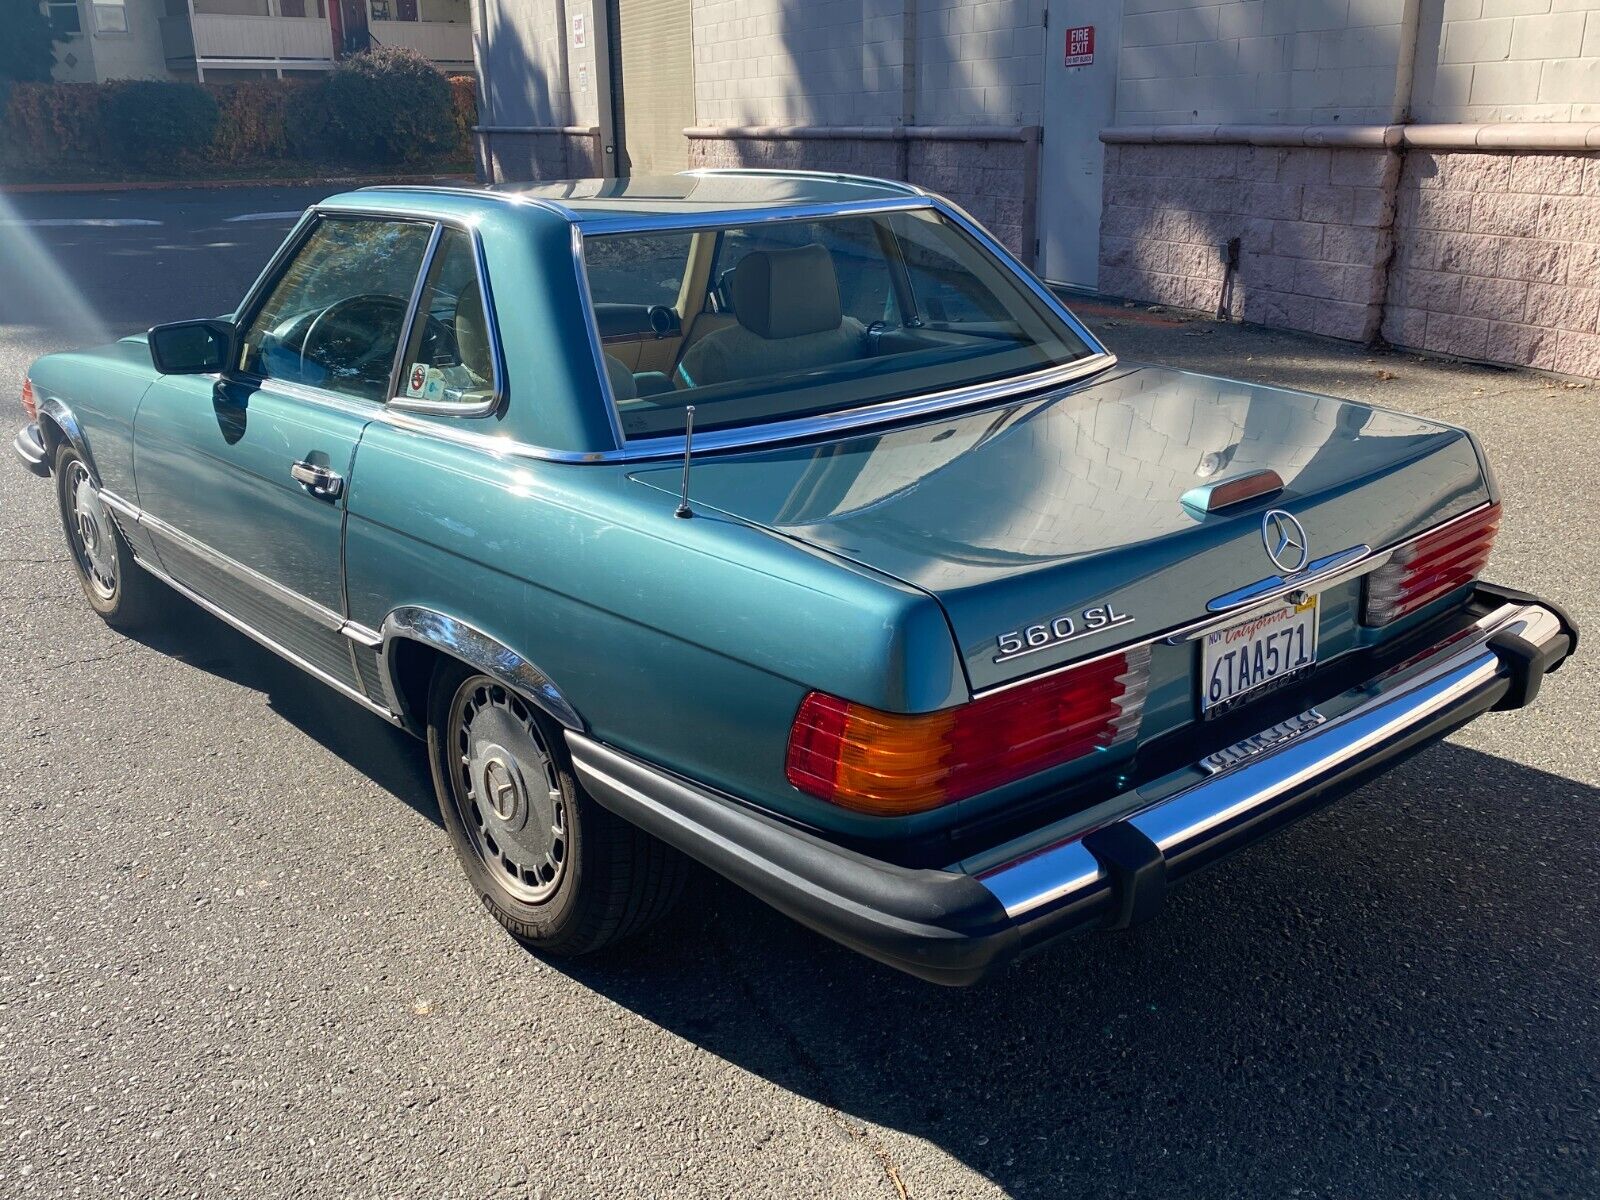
left=1363, top=504, right=1500, bottom=626
left=21, top=377, right=36, bottom=421
left=785, top=646, right=1151, bottom=815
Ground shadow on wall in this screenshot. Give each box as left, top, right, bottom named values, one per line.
left=475, top=2, right=592, bottom=181
left=555, top=742, right=1600, bottom=1198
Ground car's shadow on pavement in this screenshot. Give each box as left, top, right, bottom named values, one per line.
left=555, top=744, right=1600, bottom=1198
left=127, top=594, right=442, bottom=827
left=124, top=594, right=1598, bottom=1195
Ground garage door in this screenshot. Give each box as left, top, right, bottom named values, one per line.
left=611, top=0, right=694, bottom=176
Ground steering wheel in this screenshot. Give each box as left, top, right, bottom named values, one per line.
left=298, top=294, right=446, bottom=397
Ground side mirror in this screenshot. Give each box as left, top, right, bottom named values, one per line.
left=148, top=319, right=236, bottom=375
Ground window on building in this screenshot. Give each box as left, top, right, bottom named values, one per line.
left=44, top=0, right=81, bottom=36
left=92, top=0, right=126, bottom=32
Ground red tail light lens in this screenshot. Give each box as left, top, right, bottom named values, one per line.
left=1363, top=504, right=1500, bottom=626
left=785, top=646, right=1151, bottom=815
left=21, top=377, right=37, bottom=421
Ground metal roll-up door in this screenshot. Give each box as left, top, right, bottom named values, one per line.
left=610, top=0, right=694, bottom=176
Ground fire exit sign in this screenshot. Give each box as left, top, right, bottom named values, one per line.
left=1064, top=25, right=1095, bottom=67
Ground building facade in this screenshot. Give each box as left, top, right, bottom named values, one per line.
left=42, top=0, right=472, bottom=83
left=472, top=0, right=1600, bottom=377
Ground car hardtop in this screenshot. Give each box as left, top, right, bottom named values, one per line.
left=335, top=170, right=929, bottom=230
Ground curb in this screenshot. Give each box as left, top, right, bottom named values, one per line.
left=0, top=172, right=476, bottom=195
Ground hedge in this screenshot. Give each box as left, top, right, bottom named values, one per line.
left=1, top=53, right=477, bottom=177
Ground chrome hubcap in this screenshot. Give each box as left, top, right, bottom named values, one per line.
left=452, top=680, right=567, bottom=904
left=67, top=462, right=117, bottom=600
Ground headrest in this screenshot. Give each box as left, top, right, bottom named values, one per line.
left=729, top=244, right=843, bottom=340
left=603, top=352, right=638, bottom=401
left=454, top=279, right=492, bottom=381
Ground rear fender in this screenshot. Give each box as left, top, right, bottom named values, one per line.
left=378, top=606, right=585, bottom=733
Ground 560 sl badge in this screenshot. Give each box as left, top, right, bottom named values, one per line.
left=994, top=603, right=1135, bottom=663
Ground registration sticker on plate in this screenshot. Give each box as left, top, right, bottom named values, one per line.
left=1200, top=596, right=1319, bottom=716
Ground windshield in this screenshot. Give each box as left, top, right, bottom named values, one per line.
left=579, top=208, right=1096, bottom=440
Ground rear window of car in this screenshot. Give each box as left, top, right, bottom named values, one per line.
left=578, top=208, right=1096, bottom=441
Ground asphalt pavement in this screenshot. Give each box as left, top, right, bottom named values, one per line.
left=1, top=185, right=1597, bottom=1199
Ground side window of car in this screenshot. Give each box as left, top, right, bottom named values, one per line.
left=892, top=215, right=1011, bottom=326
left=395, top=227, right=499, bottom=409
left=238, top=217, right=434, bottom=403
left=583, top=232, right=694, bottom=309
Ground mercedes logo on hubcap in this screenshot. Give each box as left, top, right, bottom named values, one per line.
left=1261, top=509, right=1309, bottom=573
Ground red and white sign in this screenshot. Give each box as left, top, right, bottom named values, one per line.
left=1064, top=24, right=1094, bottom=67
left=572, top=13, right=586, bottom=47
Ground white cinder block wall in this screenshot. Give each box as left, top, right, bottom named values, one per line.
left=1116, top=0, right=1405, bottom=125
left=1413, top=0, right=1600, bottom=121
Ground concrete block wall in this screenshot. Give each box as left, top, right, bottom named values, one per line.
left=478, top=129, right=603, bottom=182
left=1412, top=0, right=1600, bottom=122
left=689, top=0, right=1043, bottom=128
left=1099, top=142, right=1396, bottom=341
left=1383, top=150, right=1600, bottom=376
left=1115, top=0, right=1406, bottom=125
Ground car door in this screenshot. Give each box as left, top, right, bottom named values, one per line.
left=131, top=212, right=437, bottom=693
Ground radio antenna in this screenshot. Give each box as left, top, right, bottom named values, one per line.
left=674, top=405, right=696, bottom=519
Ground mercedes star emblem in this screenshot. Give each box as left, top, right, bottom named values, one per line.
left=1261, top=509, right=1309, bottom=573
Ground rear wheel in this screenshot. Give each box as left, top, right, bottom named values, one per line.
left=53, top=444, right=163, bottom=629
left=426, top=658, right=686, bottom=955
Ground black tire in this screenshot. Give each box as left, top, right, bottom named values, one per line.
left=53, top=442, right=164, bottom=630
left=426, top=657, right=687, bottom=955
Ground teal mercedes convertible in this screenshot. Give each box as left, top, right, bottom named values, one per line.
left=12, top=172, right=1577, bottom=984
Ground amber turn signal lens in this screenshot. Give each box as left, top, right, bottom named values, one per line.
left=786, top=647, right=1151, bottom=815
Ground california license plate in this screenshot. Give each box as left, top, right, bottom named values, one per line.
left=1201, top=596, right=1319, bottom=715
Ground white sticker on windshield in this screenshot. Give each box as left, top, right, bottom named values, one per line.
left=405, top=362, right=429, bottom=397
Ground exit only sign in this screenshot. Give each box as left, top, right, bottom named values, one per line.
left=1064, top=25, right=1094, bottom=66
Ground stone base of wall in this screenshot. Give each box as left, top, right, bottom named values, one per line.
left=1384, top=151, right=1600, bottom=377
left=685, top=126, right=1040, bottom=264
left=475, top=127, right=602, bottom=184
left=1098, top=125, right=1600, bottom=378
left=1099, top=142, right=1396, bottom=343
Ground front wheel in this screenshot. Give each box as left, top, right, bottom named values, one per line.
left=53, top=443, right=163, bottom=629
left=427, top=659, right=687, bottom=955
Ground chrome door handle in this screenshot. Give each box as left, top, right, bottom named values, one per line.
left=290, top=460, right=343, bottom=498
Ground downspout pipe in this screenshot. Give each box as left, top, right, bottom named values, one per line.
left=1372, top=0, right=1426, bottom=345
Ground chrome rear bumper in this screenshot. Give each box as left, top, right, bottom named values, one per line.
left=570, top=587, right=1576, bottom=985
left=12, top=423, right=49, bottom=478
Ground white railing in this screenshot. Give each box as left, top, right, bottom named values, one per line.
left=370, top=19, right=471, bottom=65
left=190, top=13, right=333, bottom=63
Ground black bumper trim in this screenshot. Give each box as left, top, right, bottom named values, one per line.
left=569, top=586, right=1576, bottom=986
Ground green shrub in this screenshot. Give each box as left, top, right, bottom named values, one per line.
left=205, top=80, right=301, bottom=164
left=293, top=47, right=456, bottom=165
left=0, top=0, right=58, bottom=85
left=102, top=81, right=220, bottom=170
left=2, top=82, right=108, bottom=164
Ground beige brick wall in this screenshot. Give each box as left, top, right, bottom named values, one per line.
left=1382, top=150, right=1600, bottom=376
left=1115, top=0, right=1405, bottom=125
left=1412, top=0, right=1600, bottom=122
left=1098, top=143, right=1397, bottom=341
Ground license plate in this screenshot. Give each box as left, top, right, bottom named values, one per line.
left=1201, top=596, right=1319, bottom=716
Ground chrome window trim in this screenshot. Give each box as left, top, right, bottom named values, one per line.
left=571, top=221, right=630, bottom=450
left=970, top=500, right=1496, bottom=701
left=385, top=219, right=510, bottom=420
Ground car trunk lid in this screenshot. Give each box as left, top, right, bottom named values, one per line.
left=630, top=365, right=1491, bottom=693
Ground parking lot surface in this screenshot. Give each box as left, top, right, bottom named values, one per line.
left=1, top=186, right=1596, bottom=1199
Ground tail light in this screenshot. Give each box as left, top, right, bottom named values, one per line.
left=21, top=377, right=37, bottom=421
left=1363, top=504, right=1500, bottom=626
left=785, top=646, right=1151, bottom=815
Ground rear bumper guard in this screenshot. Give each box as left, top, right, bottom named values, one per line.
left=569, top=586, right=1576, bottom=986
left=12, top=423, right=49, bottom=478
